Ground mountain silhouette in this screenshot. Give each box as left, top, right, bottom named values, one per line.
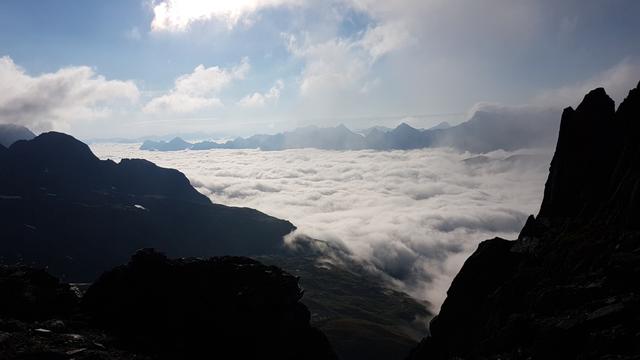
left=0, top=123, right=35, bottom=147
left=409, top=82, right=640, bottom=359
left=141, top=109, right=559, bottom=153
left=0, top=132, right=295, bottom=281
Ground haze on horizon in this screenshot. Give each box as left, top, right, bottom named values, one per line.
left=1, top=0, right=639, bottom=139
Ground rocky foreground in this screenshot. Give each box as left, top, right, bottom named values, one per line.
left=409, top=84, right=640, bottom=359
left=0, top=249, right=337, bottom=359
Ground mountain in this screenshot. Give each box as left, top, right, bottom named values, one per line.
left=427, top=121, right=451, bottom=131
left=430, top=107, right=560, bottom=153
left=0, top=132, right=295, bottom=281
left=408, top=83, right=640, bottom=359
left=83, top=249, right=337, bottom=359
left=140, top=137, right=192, bottom=151
left=0, top=123, right=35, bottom=147
left=0, top=250, right=337, bottom=359
left=140, top=109, right=560, bottom=153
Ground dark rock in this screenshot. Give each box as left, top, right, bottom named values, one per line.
left=0, top=265, right=77, bottom=321
left=82, top=249, right=337, bottom=359
left=0, top=132, right=295, bottom=281
left=409, top=83, right=640, bottom=360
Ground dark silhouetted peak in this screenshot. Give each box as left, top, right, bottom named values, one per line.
left=616, top=81, right=640, bottom=130
left=575, top=87, right=615, bottom=118
left=9, top=131, right=98, bottom=166
left=409, top=83, right=640, bottom=360
left=0, top=123, right=36, bottom=147
left=538, top=86, right=618, bottom=222
left=83, top=249, right=337, bottom=359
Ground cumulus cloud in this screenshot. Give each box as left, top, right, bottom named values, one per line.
left=150, top=0, right=301, bottom=31
left=238, top=79, right=284, bottom=107
left=144, top=57, right=250, bottom=114
left=0, top=56, right=139, bottom=132
left=284, top=21, right=411, bottom=98
left=91, top=144, right=551, bottom=311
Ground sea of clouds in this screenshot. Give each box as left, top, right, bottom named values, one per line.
left=91, top=144, right=552, bottom=310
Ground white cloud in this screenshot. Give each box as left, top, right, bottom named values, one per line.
left=144, top=57, right=250, bottom=114
left=150, top=0, right=301, bottom=31
left=0, top=56, right=139, bottom=132
left=91, top=144, right=552, bottom=311
left=238, top=79, right=284, bottom=107
left=534, top=58, right=640, bottom=108
left=285, top=33, right=369, bottom=96
left=358, top=22, right=411, bottom=61
left=282, top=17, right=412, bottom=100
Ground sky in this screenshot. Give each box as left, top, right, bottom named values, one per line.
left=1, top=0, right=639, bottom=138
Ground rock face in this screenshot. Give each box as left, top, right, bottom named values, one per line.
left=0, top=252, right=335, bottom=359
left=0, top=123, right=35, bottom=147
left=82, top=249, right=337, bottom=359
left=409, top=83, right=640, bottom=359
left=0, top=132, right=295, bottom=281
left=0, top=265, right=77, bottom=321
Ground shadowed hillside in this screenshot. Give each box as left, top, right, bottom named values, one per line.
left=409, top=83, right=640, bottom=359
left=0, top=132, right=295, bottom=281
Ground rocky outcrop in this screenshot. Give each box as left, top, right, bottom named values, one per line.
left=0, top=265, right=77, bottom=321
left=82, top=249, right=337, bottom=359
left=0, top=132, right=295, bottom=281
left=409, top=83, right=640, bottom=359
left=0, top=251, right=335, bottom=359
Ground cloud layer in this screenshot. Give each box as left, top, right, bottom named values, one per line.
left=91, top=145, right=552, bottom=310
left=0, top=56, right=139, bottom=132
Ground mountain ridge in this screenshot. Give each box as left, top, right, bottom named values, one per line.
left=139, top=108, right=560, bottom=153
left=408, top=82, right=640, bottom=359
left=0, top=132, right=295, bottom=281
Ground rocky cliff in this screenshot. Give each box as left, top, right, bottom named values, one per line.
left=409, top=82, right=640, bottom=359
left=0, top=250, right=336, bottom=359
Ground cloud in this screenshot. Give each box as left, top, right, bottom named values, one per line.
left=358, top=22, right=412, bottom=61
left=284, top=21, right=411, bottom=98
left=238, top=79, right=284, bottom=107
left=144, top=57, right=250, bottom=114
left=91, top=144, right=552, bottom=311
left=534, top=58, right=640, bottom=108
left=0, top=56, right=139, bottom=132
left=150, top=0, right=301, bottom=31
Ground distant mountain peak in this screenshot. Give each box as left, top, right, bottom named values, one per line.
left=0, top=123, right=36, bottom=147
